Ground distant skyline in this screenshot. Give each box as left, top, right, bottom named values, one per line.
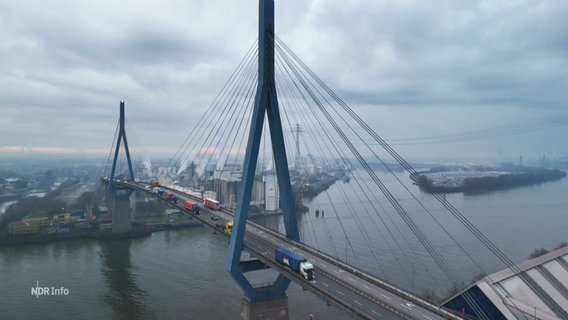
left=1, top=0, right=567, bottom=163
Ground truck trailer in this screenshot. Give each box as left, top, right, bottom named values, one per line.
left=164, top=192, right=178, bottom=203
left=204, top=198, right=220, bottom=210
left=183, top=200, right=200, bottom=214
left=274, top=248, right=315, bottom=281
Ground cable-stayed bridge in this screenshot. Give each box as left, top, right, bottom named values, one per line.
left=101, top=1, right=562, bottom=319
left=106, top=179, right=463, bottom=320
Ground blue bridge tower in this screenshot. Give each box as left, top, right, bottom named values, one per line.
left=107, top=101, right=135, bottom=234
left=225, top=0, right=299, bottom=318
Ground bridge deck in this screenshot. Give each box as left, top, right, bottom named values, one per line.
left=112, top=180, right=465, bottom=320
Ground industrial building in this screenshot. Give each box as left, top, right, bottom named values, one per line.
left=443, top=246, right=568, bottom=319
left=208, top=162, right=278, bottom=213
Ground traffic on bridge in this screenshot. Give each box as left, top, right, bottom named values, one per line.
left=114, top=178, right=465, bottom=320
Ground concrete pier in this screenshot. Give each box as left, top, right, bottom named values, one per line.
left=241, top=296, right=289, bottom=320
left=106, top=189, right=133, bottom=233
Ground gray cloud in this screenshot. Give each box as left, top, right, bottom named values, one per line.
left=0, top=0, right=566, bottom=162
left=290, top=1, right=568, bottom=110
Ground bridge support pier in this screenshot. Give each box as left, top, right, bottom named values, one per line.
left=106, top=189, right=133, bottom=233
left=241, top=296, right=289, bottom=320
left=106, top=101, right=135, bottom=234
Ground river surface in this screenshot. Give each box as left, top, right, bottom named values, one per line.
left=1, top=171, right=567, bottom=319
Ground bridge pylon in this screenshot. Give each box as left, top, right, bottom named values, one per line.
left=225, top=1, right=298, bottom=317
left=107, top=101, right=135, bottom=234
left=108, top=101, right=135, bottom=188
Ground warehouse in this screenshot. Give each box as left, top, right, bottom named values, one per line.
left=443, top=246, right=568, bottom=319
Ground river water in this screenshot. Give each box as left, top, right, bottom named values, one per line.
left=1, top=171, right=567, bottom=319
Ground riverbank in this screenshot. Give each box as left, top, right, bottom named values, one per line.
left=0, top=220, right=203, bottom=246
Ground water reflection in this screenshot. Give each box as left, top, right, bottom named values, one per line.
left=99, top=240, right=154, bottom=320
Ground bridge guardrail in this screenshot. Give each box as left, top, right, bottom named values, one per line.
left=241, top=212, right=464, bottom=320
left=117, top=180, right=463, bottom=320
left=315, top=265, right=413, bottom=320
left=244, top=229, right=381, bottom=320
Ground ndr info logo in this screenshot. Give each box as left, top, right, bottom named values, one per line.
left=31, top=281, right=70, bottom=298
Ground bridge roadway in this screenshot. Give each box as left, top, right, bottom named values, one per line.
left=115, top=180, right=464, bottom=320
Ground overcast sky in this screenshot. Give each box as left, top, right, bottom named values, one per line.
left=1, top=0, right=567, bottom=163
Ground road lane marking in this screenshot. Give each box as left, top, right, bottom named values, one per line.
left=335, top=290, right=344, bottom=296
left=422, top=315, right=433, bottom=320
left=322, top=282, right=329, bottom=287
left=363, top=285, right=371, bottom=290
left=380, top=294, right=391, bottom=300
left=371, top=310, right=382, bottom=317
left=353, top=300, right=363, bottom=306
left=400, top=302, right=414, bottom=310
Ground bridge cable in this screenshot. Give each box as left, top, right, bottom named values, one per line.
left=275, top=39, right=488, bottom=297
left=177, top=43, right=258, bottom=187
left=275, top=40, right=427, bottom=283
left=169, top=39, right=257, bottom=170
left=177, top=48, right=256, bottom=178
left=275, top=35, right=496, bottom=317
left=276, top=52, right=395, bottom=267
left=104, top=120, right=120, bottom=177
left=274, top=51, right=346, bottom=260
left=273, top=57, right=327, bottom=250
left=213, top=56, right=258, bottom=206
left=270, top=70, right=324, bottom=250
left=125, top=117, right=154, bottom=179
left=276, top=35, right=541, bottom=318
left=169, top=40, right=258, bottom=176
left=276, top=38, right=444, bottom=284
left=276, top=41, right=435, bottom=284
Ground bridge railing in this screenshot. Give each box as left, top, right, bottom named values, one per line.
left=246, top=219, right=463, bottom=320
left=115, top=180, right=464, bottom=319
